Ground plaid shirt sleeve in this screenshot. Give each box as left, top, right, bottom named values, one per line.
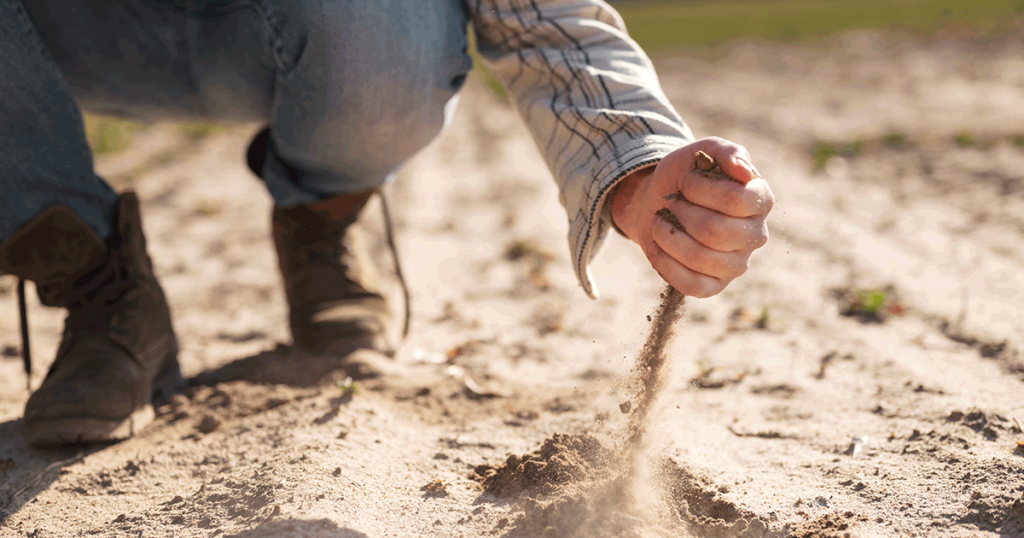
left=468, top=0, right=695, bottom=298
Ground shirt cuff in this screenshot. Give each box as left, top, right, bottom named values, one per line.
left=571, top=135, right=691, bottom=299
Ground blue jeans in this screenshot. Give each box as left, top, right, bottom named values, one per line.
left=0, top=0, right=472, bottom=242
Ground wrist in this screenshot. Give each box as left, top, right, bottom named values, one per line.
left=610, top=167, right=654, bottom=242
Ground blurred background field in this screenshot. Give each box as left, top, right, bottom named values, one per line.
left=85, top=0, right=1024, bottom=155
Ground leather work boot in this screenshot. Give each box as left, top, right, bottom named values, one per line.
left=247, top=127, right=395, bottom=379
left=272, top=191, right=392, bottom=359
left=0, top=193, right=181, bottom=446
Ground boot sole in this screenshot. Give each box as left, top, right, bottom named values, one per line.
left=23, top=405, right=156, bottom=446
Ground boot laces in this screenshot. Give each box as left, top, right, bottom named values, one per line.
left=59, top=256, right=138, bottom=334
left=17, top=254, right=138, bottom=389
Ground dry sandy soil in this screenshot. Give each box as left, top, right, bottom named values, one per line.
left=2, top=29, right=1024, bottom=538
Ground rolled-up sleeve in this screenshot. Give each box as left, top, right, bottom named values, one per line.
left=468, top=0, right=694, bottom=298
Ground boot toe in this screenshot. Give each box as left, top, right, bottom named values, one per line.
left=25, top=377, right=140, bottom=424
left=23, top=376, right=153, bottom=446
left=23, top=344, right=152, bottom=446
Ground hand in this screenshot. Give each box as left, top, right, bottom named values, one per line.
left=610, top=137, right=774, bottom=298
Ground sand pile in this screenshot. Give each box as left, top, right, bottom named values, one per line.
left=473, top=436, right=778, bottom=538
left=472, top=433, right=653, bottom=537
left=474, top=433, right=612, bottom=498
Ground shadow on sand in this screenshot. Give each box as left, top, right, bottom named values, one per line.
left=225, top=518, right=369, bottom=538
left=190, top=344, right=390, bottom=388
left=0, top=343, right=396, bottom=529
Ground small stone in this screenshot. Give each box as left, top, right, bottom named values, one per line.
left=694, top=150, right=716, bottom=171
left=197, top=415, right=221, bottom=434
left=169, top=394, right=190, bottom=410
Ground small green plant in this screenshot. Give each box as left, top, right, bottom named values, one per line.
left=194, top=200, right=224, bottom=217
left=755, top=307, right=770, bottom=330
left=811, top=143, right=837, bottom=170
left=954, top=131, right=976, bottom=147
left=694, top=360, right=717, bottom=380
left=84, top=114, right=145, bottom=155
left=858, top=290, right=888, bottom=314
left=837, top=286, right=903, bottom=323
left=1008, top=134, right=1024, bottom=147
left=811, top=140, right=863, bottom=170
left=337, top=376, right=359, bottom=397
left=882, top=132, right=908, bottom=148
left=505, top=239, right=537, bottom=261
left=179, top=121, right=219, bottom=141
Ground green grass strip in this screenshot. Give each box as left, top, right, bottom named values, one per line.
left=615, top=0, right=1024, bottom=51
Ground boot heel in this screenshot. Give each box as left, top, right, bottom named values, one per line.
left=151, top=343, right=184, bottom=407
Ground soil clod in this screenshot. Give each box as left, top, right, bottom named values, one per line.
left=475, top=433, right=611, bottom=498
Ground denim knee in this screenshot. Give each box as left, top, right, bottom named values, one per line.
left=259, top=0, right=474, bottom=206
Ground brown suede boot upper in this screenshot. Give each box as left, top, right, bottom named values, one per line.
left=272, top=192, right=391, bottom=356
left=0, top=193, right=179, bottom=446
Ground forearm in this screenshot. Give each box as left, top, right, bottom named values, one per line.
left=467, top=0, right=694, bottom=297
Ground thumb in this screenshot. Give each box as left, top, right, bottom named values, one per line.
left=717, top=152, right=760, bottom=186
left=690, top=137, right=761, bottom=186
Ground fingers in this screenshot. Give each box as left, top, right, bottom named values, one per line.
left=646, top=243, right=726, bottom=299
left=667, top=197, right=769, bottom=253
left=657, top=138, right=774, bottom=218
left=681, top=174, right=773, bottom=219
left=651, top=216, right=750, bottom=282
left=639, top=137, right=774, bottom=297
left=697, top=137, right=760, bottom=185
left=656, top=137, right=758, bottom=185
left=679, top=171, right=774, bottom=217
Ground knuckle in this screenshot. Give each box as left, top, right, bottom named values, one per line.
left=694, top=215, right=726, bottom=248
left=691, top=279, right=720, bottom=299
left=733, top=258, right=750, bottom=277
left=749, top=222, right=769, bottom=249
left=644, top=242, right=663, bottom=264
left=687, top=246, right=715, bottom=275
left=756, top=230, right=770, bottom=249
left=751, top=180, right=775, bottom=213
